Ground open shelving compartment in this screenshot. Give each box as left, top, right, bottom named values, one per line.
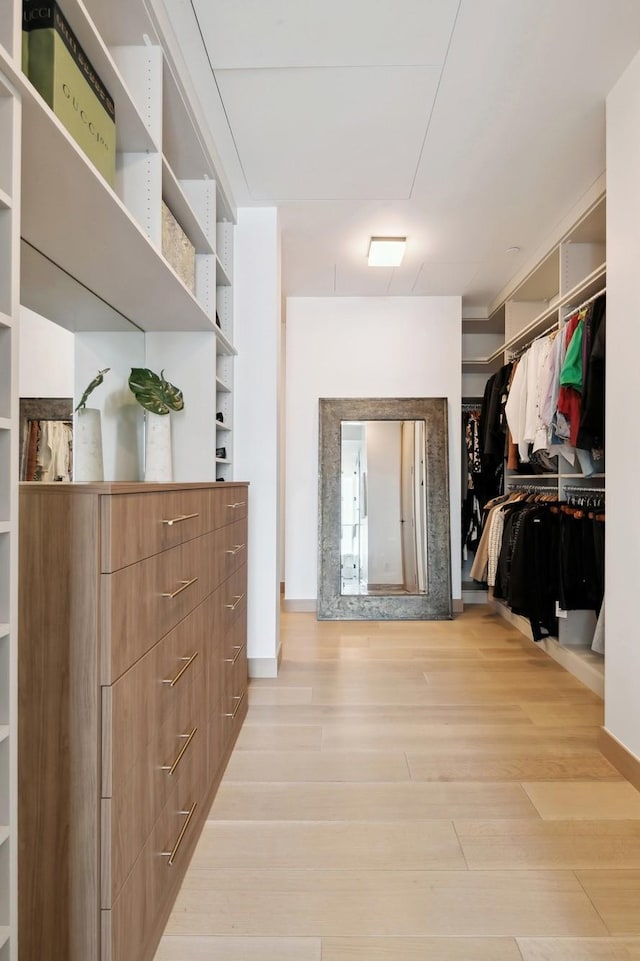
left=482, top=194, right=607, bottom=695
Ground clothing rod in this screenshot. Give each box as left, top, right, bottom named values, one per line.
left=564, top=486, right=606, bottom=493
left=508, top=319, right=560, bottom=359
left=508, top=482, right=559, bottom=490
left=562, top=286, right=606, bottom=317
left=507, top=286, right=606, bottom=360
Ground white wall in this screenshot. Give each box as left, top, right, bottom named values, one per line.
left=605, top=49, right=640, bottom=760
left=366, top=421, right=403, bottom=584
left=285, top=295, right=462, bottom=603
left=145, top=332, right=216, bottom=482
left=19, top=307, right=74, bottom=397
left=234, top=208, right=282, bottom=675
left=75, top=331, right=145, bottom=481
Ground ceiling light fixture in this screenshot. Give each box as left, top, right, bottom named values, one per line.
left=368, top=236, right=406, bottom=267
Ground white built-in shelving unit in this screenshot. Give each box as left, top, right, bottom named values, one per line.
left=0, top=0, right=240, bottom=953
left=0, top=21, right=19, bottom=958
left=471, top=194, right=607, bottom=695
left=0, top=0, right=238, bottom=480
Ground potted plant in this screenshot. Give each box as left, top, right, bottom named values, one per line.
left=128, top=367, right=184, bottom=481
left=74, top=367, right=110, bottom=481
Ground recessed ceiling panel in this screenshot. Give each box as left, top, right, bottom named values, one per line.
left=334, top=261, right=395, bottom=297
left=409, top=262, right=480, bottom=296
left=216, top=66, right=441, bottom=201
left=190, top=0, right=459, bottom=68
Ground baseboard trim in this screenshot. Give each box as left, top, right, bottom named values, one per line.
left=491, top=597, right=604, bottom=698
left=462, top=589, right=488, bottom=605
left=283, top=599, right=317, bottom=613
left=452, top=598, right=464, bottom=614
left=600, top=728, right=640, bottom=792
left=248, top=647, right=282, bottom=679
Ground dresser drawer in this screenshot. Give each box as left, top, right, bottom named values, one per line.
left=102, top=591, right=214, bottom=793
left=101, top=529, right=229, bottom=683
left=223, top=639, right=248, bottom=744
left=223, top=600, right=248, bottom=666
left=102, top=688, right=206, bottom=908
left=215, top=486, right=248, bottom=529
left=102, top=749, right=206, bottom=961
left=215, top=518, right=248, bottom=584
left=218, top=565, right=248, bottom=641
left=101, top=489, right=216, bottom=572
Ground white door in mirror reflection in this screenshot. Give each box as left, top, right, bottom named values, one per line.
left=341, top=420, right=427, bottom=596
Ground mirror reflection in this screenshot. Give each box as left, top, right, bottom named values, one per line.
left=341, top=420, right=427, bottom=596
left=19, top=242, right=146, bottom=483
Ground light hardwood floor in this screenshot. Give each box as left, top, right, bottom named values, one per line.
left=155, top=606, right=640, bottom=961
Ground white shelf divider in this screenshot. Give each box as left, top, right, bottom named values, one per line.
left=162, top=158, right=214, bottom=255
left=0, top=624, right=8, bottom=639
left=216, top=255, right=232, bottom=287
left=216, top=377, right=231, bottom=393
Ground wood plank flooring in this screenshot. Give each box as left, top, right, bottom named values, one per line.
left=155, top=606, right=640, bottom=961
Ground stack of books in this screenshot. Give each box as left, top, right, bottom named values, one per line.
left=22, top=0, right=116, bottom=186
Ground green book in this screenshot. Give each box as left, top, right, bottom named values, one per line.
left=23, top=0, right=116, bottom=186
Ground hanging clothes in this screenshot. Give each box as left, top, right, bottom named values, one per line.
left=577, top=294, right=606, bottom=452
left=462, top=406, right=483, bottom=558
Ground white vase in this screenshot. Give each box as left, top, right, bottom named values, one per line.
left=145, top=411, right=173, bottom=482
left=74, top=407, right=104, bottom=482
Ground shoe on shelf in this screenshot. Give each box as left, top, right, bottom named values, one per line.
left=216, top=412, right=224, bottom=423
left=216, top=447, right=227, bottom=459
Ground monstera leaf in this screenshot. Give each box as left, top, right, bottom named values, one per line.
left=128, top=368, right=184, bottom=415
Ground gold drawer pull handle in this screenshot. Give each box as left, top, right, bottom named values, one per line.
left=163, top=651, right=199, bottom=687
left=162, top=727, right=197, bottom=776
left=225, top=543, right=245, bottom=556
left=225, top=644, right=245, bottom=665
left=225, top=691, right=246, bottom=719
left=162, top=512, right=199, bottom=527
left=227, top=501, right=246, bottom=509
left=225, top=592, right=245, bottom=611
left=161, top=801, right=197, bottom=866
left=162, top=576, right=199, bottom=599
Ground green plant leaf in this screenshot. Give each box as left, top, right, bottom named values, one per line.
left=75, top=368, right=110, bottom=412
left=128, top=368, right=184, bottom=415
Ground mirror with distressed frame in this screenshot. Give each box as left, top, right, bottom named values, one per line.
left=318, top=398, right=452, bottom=620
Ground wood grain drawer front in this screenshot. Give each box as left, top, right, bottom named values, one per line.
left=219, top=565, right=248, bottom=640
left=102, top=689, right=206, bottom=907
left=223, top=641, right=248, bottom=742
left=103, top=590, right=214, bottom=795
left=216, top=486, right=248, bottom=528
left=102, top=529, right=229, bottom=683
left=223, top=599, right=248, bottom=666
left=101, top=489, right=217, bottom=572
left=103, top=752, right=206, bottom=961
left=216, top=518, right=248, bottom=584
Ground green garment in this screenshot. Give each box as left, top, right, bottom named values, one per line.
left=560, top=320, right=584, bottom=392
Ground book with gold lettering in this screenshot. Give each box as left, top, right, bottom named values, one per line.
left=23, top=0, right=116, bottom=186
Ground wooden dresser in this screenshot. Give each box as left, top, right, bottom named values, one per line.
left=18, top=482, right=249, bottom=961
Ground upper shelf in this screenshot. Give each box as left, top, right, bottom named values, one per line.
left=16, top=68, right=217, bottom=332
left=462, top=195, right=606, bottom=372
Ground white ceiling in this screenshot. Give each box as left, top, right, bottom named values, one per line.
left=163, top=0, right=640, bottom=308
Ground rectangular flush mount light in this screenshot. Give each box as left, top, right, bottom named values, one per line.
left=368, top=236, right=406, bottom=267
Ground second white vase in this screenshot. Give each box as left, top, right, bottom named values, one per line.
left=145, top=411, right=173, bottom=482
